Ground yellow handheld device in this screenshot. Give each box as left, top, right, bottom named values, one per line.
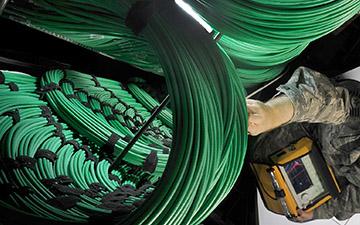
left=251, top=137, right=341, bottom=218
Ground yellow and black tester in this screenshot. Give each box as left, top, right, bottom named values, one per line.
left=251, top=137, right=341, bottom=219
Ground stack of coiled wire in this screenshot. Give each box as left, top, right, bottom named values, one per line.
left=0, top=70, right=170, bottom=223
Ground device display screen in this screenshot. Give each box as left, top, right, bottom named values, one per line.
left=284, top=159, right=313, bottom=194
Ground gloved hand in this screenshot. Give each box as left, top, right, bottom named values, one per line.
left=247, top=96, right=294, bottom=136
left=295, top=209, right=314, bottom=223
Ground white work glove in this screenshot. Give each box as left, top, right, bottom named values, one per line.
left=247, top=96, right=294, bottom=136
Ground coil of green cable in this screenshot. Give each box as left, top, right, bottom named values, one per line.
left=0, top=70, right=158, bottom=223
left=3, top=0, right=360, bottom=84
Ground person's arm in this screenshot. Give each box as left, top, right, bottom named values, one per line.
left=312, top=183, right=360, bottom=221
left=247, top=96, right=294, bottom=136
left=276, top=66, right=350, bottom=124
left=248, top=66, right=351, bottom=136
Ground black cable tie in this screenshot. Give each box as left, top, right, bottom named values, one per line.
left=105, top=114, right=117, bottom=121
left=125, top=0, right=174, bottom=35
left=8, top=82, right=19, bottom=91
left=98, top=202, right=134, bottom=214
left=2, top=109, right=20, bottom=124
left=35, top=149, right=58, bottom=163
left=16, top=156, right=37, bottom=170
left=101, top=133, right=121, bottom=155
left=81, top=145, right=99, bottom=164
left=65, top=94, right=79, bottom=99
left=93, top=109, right=103, bottom=114
left=123, top=135, right=133, bottom=143
left=45, top=116, right=56, bottom=124
left=82, top=101, right=91, bottom=108
left=91, top=75, right=101, bottom=87
left=162, top=147, right=170, bottom=154
left=100, top=189, right=129, bottom=203
left=162, top=138, right=172, bottom=148
left=42, top=176, right=74, bottom=188
left=52, top=184, right=85, bottom=196
left=46, top=195, right=80, bottom=210
left=59, top=79, right=75, bottom=89
left=0, top=71, right=4, bottom=84
left=108, top=174, right=122, bottom=184
left=41, top=178, right=59, bottom=187
left=124, top=115, right=135, bottom=122
left=3, top=158, right=20, bottom=169
left=87, top=183, right=107, bottom=196
left=39, top=82, right=62, bottom=93
left=143, top=150, right=158, bottom=173
left=40, top=106, right=52, bottom=118
left=57, top=175, right=74, bottom=185
left=112, top=109, right=121, bottom=115
left=63, top=140, right=80, bottom=150
left=53, top=123, right=64, bottom=138
left=130, top=127, right=139, bottom=133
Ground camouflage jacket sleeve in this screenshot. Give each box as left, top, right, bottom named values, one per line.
left=312, top=183, right=360, bottom=220
left=276, top=67, right=350, bottom=124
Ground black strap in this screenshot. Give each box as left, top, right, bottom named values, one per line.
left=50, top=184, right=85, bottom=196
left=123, top=135, right=132, bottom=142
left=40, top=105, right=52, bottom=118
left=93, top=109, right=103, bottom=114
left=81, top=101, right=91, bottom=108
left=63, top=140, right=80, bottom=150
left=162, top=138, right=172, bottom=148
left=46, top=195, right=80, bottom=210
left=84, top=183, right=107, bottom=198
left=105, top=114, right=117, bottom=121
left=91, top=75, right=101, bottom=87
left=16, top=156, right=37, bottom=170
left=102, top=87, right=117, bottom=98
left=42, top=176, right=74, bottom=187
left=98, top=202, right=135, bottom=214
left=0, top=71, right=4, bottom=84
left=39, top=82, right=61, bottom=93
left=65, top=94, right=78, bottom=99
left=35, top=149, right=58, bottom=163
left=3, top=109, right=20, bottom=124
left=101, top=133, right=121, bottom=155
left=8, top=82, right=19, bottom=91
left=162, top=147, right=170, bottom=154
left=143, top=150, right=158, bottom=173
left=81, top=145, right=98, bottom=163
left=108, top=174, right=122, bottom=185
left=112, top=109, right=122, bottom=115
left=59, top=79, right=75, bottom=89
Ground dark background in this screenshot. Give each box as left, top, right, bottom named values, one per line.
left=0, top=13, right=360, bottom=225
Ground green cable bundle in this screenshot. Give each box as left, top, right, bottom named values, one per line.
left=3, top=0, right=360, bottom=84
left=120, top=3, right=247, bottom=224
left=40, top=70, right=171, bottom=178
left=185, top=0, right=360, bottom=83
left=127, top=78, right=173, bottom=128
left=0, top=70, right=156, bottom=223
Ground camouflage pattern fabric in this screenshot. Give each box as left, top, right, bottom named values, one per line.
left=250, top=67, right=360, bottom=221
